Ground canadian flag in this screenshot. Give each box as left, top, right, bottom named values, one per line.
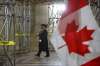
left=50, top=0, right=100, bottom=66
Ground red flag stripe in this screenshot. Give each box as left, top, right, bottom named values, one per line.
left=81, top=56, right=100, bottom=66
left=61, top=0, right=88, bottom=19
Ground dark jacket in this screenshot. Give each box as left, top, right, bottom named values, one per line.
left=38, top=30, right=48, bottom=51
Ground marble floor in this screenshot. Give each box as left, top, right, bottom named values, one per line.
left=16, top=52, right=62, bottom=66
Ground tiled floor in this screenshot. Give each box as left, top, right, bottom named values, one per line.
left=16, top=52, right=62, bottom=66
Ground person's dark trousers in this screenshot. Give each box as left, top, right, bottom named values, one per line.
left=45, top=49, right=50, bottom=57
left=36, top=49, right=50, bottom=57
left=36, top=49, right=42, bottom=57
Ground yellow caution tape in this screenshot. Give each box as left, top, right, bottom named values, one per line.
left=0, top=33, right=30, bottom=37
left=15, top=33, right=30, bottom=36
left=0, top=41, right=15, bottom=46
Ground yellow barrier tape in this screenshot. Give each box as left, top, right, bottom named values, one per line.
left=15, top=33, right=30, bottom=36
left=0, top=33, right=30, bottom=37
left=0, top=41, right=15, bottom=46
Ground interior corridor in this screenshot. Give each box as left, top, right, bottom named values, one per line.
left=0, top=0, right=100, bottom=66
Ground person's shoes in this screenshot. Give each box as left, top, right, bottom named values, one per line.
left=45, top=55, right=50, bottom=57
left=35, top=54, right=40, bottom=57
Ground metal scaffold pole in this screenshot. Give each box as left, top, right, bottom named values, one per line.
left=48, top=2, right=65, bottom=33
left=90, top=0, right=100, bottom=26
left=0, top=0, right=32, bottom=66
left=15, top=0, right=32, bottom=53
left=0, top=0, right=16, bottom=66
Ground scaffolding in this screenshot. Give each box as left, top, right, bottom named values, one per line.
left=15, top=0, right=32, bottom=53
left=0, top=0, right=32, bottom=66
left=90, top=0, right=100, bottom=26
left=48, top=2, right=65, bottom=32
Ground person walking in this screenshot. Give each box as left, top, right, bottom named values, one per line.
left=35, top=24, right=50, bottom=57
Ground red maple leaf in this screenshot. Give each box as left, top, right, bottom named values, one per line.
left=64, top=21, right=95, bottom=56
